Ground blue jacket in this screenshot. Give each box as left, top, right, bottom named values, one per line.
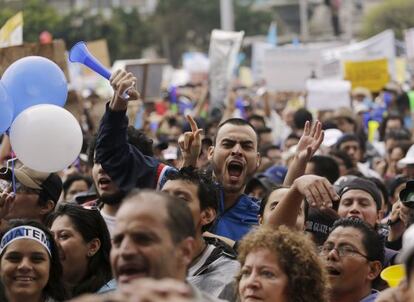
left=211, top=191, right=260, bottom=241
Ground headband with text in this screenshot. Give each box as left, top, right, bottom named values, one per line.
left=0, top=226, right=52, bottom=256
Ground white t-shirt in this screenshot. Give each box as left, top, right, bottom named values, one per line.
left=100, top=210, right=116, bottom=238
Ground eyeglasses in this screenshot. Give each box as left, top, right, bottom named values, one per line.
left=1, top=181, right=41, bottom=195
left=319, top=244, right=368, bottom=259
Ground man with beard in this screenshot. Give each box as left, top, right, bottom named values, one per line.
left=320, top=218, right=383, bottom=302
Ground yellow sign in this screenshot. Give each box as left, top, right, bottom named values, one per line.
left=396, top=57, right=406, bottom=84
left=0, top=12, right=23, bottom=48
left=344, top=58, right=389, bottom=92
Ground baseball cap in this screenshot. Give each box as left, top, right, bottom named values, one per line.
left=334, top=175, right=358, bottom=193
left=322, top=128, right=343, bottom=148
left=247, top=174, right=276, bottom=193
left=399, top=180, right=414, bottom=208
left=259, top=165, right=288, bottom=185
left=388, top=175, right=408, bottom=198
left=162, top=146, right=178, bottom=161
left=398, top=144, right=414, bottom=167
left=0, top=165, right=62, bottom=202
left=399, top=224, right=414, bottom=264
left=338, top=177, right=382, bottom=210
left=305, top=207, right=339, bottom=246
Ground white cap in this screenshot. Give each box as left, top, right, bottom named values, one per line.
left=162, top=146, right=178, bottom=161
left=322, top=129, right=343, bottom=148
left=398, top=144, right=414, bottom=167
left=400, top=225, right=414, bottom=264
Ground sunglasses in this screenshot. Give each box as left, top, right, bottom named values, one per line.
left=0, top=180, right=40, bottom=195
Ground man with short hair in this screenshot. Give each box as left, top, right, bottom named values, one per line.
left=205, top=118, right=261, bottom=240
left=336, top=177, right=383, bottom=227
left=320, top=218, right=384, bottom=302
left=0, top=165, right=62, bottom=224
left=335, top=134, right=380, bottom=178
left=110, top=190, right=224, bottom=301
left=162, top=167, right=239, bottom=300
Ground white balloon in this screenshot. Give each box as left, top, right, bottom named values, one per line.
left=10, top=104, right=83, bottom=172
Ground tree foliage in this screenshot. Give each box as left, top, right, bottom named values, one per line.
left=0, top=0, right=61, bottom=43
left=361, top=0, right=414, bottom=39
left=150, top=0, right=273, bottom=66
left=0, top=0, right=273, bottom=65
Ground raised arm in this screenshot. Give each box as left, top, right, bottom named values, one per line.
left=283, top=120, right=324, bottom=186
left=95, top=70, right=172, bottom=193
left=267, top=175, right=338, bottom=229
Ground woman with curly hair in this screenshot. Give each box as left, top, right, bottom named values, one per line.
left=237, top=226, right=328, bottom=302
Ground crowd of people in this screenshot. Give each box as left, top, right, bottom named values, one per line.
left=0, top=68, right=414, bottom=302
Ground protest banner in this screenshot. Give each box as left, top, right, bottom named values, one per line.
left=263, top=47, right=321, bottom=91
left=209, top=29, right=244, bottom=107
left=306, top=79, right=351, bottom=111
left=396, top=58, right=407, bottom=84
left=321, top=30, right=396, bottom=82
left=251, top=41, right=274, bottom=81
left=344, top=58, right=390, bottom=92
left=0, top=12, right=23, bottom=48
left=405, top=28, right=414, bottom=60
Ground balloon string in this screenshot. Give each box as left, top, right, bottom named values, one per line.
left=0, top=154, right=18, bottom=194
left=11, top=151, right=16, bottom=194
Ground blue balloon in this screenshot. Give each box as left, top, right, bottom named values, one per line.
left=0, top=82, right=13, bottom=133
left=1, top=56, right=68, bottom=119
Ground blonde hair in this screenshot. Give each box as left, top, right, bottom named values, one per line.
left=237, top=226, right=329, bottom=302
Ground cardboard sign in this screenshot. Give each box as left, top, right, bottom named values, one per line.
left=82, top=39, right=110, bottom=77
left=344, top=58, right=390, bottom=92
left=112, top=58, right=168, bottom=101
left=263, top=47, right=321, bottom=91
left=0, top=39, right=68, bottom=79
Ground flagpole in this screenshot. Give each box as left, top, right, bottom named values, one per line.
left=220, top=0, right=234, bottom=31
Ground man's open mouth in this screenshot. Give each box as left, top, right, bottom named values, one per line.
left=117, top=263, right=149, bottom=283
left=228, top=161, right=244, bottom=179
